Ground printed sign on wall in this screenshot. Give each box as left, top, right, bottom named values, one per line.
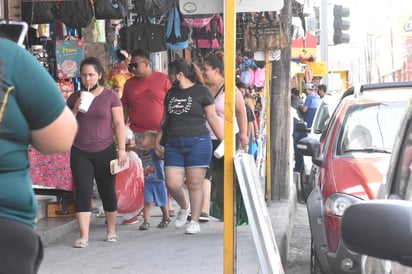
left=56, top=39, right=84, bottom=79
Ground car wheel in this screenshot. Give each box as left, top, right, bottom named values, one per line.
left=311, top=237, right=324, bottom=274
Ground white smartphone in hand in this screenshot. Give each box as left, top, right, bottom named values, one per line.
left=0, top=20, right=28, bottom=46
left=110, top=158, right=130, bottom=175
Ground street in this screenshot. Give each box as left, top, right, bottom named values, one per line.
left=286, top=202, right=311, bottom=274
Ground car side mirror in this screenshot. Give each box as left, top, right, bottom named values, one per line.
left=341, top=200, right=412, bottom=267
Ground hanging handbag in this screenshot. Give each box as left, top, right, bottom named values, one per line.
left=145, top=21, right=167, bottom=52
left=165, top=4, right=189, bottom=50
left=119, top=23, right=147, bottom=53
left=133, top=0, right=170, bottom=17
left=94, top=0, right=128, bottom=19
left=119, top=18, right=167, bottom=53
left=244, top=12, right=287, bottom=52
left=21, top=1, right=58, bottom=24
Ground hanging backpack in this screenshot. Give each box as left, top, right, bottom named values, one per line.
left=94, top=0, right=128, bottom=20
left=59, top=0, right=94, bottom=29
left=191, top=14, right=223, bottom=49
left=182, top=14, right=214, bottom=28
left=22, top=1, right=59, bottom=25
left=165, top=4, right=189, bottom=50
left=133, top=0, right=170, bottom=17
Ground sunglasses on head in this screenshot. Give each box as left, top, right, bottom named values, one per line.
left=128, top=61, right=145, bottom=70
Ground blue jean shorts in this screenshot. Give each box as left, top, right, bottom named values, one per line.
left=164, top=135, right=212, bottom=168
left=144, top=181, right=168, bottom=206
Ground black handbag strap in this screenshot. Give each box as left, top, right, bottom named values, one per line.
left=162, top=90, right=173, bottom=130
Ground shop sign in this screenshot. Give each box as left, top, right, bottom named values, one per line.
left=306, top=62, right=327, bottom=77
left=179, top=0, right=283, bottom=15
left=291, top=33, right=317, bottom=61
left=399, top=12, right=412, bottom=37
left=56, top=39, right=84, bottom=79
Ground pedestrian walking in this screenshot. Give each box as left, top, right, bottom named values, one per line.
left=300, top=82, right=321, bottom=128
left=133, top=130, right=170, bottom=231
left=155, top=59, right=223, bottom=234
left=67, top=56, right=126, bottom=248
left=0, top=36, right=78, bottom=273
left=318, top=84, right=327, bottom=98
left=201, top=53, right=249, bottom=224
left=122, top=49, right=175, bottom=224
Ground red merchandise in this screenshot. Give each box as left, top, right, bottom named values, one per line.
left=115, top=151, right=144, bottom=214
left=30, top=148, right=74, bottom=191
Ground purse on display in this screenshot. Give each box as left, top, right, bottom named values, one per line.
left=94, top=0, right=128, bottom=19
left=119, top=18, right=166, bottom=53
left=244, top=12, right=287, bottom=52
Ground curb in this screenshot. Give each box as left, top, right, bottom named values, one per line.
left=270, top=183, right=298, bottom=268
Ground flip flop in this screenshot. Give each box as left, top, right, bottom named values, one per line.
left=105, top=232, right=119, bottom=242
left=73, top=238, right=88, bottom=248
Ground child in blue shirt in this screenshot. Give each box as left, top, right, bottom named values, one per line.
left=138, top=130, right=170, bottom=230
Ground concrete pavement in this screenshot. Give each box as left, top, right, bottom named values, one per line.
left=35, top=182, right=297, bottom=274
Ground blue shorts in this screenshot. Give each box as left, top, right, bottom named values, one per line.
left=164, top=135, right=212, bottom=169
left=144, top=181, right=168, bottom=207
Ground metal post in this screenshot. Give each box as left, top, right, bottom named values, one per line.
left=223, top=0, right=236, bottom=273
left=320, top=0, right=328, bottom=84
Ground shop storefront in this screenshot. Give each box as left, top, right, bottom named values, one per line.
left=1, top=2, right=275, bottom=214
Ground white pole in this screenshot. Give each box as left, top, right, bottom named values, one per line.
left=320, top=0, right=329, bottom=84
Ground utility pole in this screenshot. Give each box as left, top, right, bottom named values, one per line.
left=320, top=0, right=328, bottom=84
left=270, top=0, right=292, bottom=201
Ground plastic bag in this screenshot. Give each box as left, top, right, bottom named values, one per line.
left=115, top=151, right=144, bottom=214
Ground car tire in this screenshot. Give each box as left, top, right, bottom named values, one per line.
left=311, top=237, right=324, bottom=274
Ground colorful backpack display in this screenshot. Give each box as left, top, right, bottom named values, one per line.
left=190, top=14, right=223, bottom=49
left=165, top=4, right=189, bottom=50
left=182, top=14, right=214, bottom=28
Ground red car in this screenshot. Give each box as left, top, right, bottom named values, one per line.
left=297, top=82, right=412, bottom=274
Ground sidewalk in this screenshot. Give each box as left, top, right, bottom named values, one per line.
left=36, top=182, right=296, bottom=274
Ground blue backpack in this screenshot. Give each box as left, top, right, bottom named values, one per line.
left=165, top=4, right=189, bottom=50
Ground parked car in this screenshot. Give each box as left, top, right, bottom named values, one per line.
left=295, top=92, right=340, bottom=202
left=341, top=90, right=412, bottom=274
left=297, top=82, right=412, bottom=274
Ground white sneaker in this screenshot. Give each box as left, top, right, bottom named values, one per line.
left=175, top=206, right=191, bottom=228
left=185, top=221, right=200, bottom=234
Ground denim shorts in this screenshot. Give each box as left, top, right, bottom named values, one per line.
left=164, top=135, right=212, bottom=168
left=144, top=181, right=168, bottom=206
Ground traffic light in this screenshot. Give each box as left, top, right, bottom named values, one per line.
left=333, top=5, right=350, bottom=45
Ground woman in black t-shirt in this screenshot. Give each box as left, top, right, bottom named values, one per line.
left=155, top=59, right=223, bottom=235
